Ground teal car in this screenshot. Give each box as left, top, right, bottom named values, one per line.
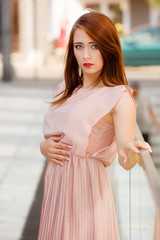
left=120, top=26, right=160, bottom=66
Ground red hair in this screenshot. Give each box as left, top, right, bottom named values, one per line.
left=52, top=11, right=128, bottom=105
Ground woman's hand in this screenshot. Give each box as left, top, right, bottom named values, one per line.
left=118, top=140, right=152, bottom=170
left=40, top=135, right=72, bottom=166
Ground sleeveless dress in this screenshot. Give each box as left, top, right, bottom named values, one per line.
left=38, top=82, right=134, bottom=240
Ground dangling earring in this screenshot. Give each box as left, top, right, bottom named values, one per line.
left=78, top=68, right=83, bottom=84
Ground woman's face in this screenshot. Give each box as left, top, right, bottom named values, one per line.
left=73, top=28, right=104, bottom=78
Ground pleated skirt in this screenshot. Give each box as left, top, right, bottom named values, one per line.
left=38, top=155, right=119, bottom=240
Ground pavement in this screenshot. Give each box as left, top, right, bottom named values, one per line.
left=0, top=80, right=55, bottom=240
left=0, top=58, right=160, bottom=240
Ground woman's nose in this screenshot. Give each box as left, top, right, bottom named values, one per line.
left=83, top=47, right=91, bottom=59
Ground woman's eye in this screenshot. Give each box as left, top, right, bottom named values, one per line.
left=75, top=45, right=82, bottom=49
left=91, top=44, right=98, bottom=49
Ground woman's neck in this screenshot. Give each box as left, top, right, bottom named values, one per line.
left=82, top=76, right=105, bottom=89
left=82, top=74, right=101, bottom=88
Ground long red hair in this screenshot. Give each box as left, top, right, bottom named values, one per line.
left=52, top=11, right=128, bottom=105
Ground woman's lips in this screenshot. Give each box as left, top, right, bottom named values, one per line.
left=83, top=63, right=93, bottom=68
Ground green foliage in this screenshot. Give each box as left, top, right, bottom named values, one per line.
left=147, top=0, right=160, bottom=8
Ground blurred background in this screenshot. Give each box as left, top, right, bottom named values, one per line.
left=0, top=0, right=160, bottom=81
left=0, top=0, right=160, bottom=240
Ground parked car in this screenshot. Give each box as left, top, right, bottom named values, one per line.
left=120, top=25, right=160, bottom=66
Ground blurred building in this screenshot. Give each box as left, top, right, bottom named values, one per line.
left=4, top=0, right=83, bottom=66
left=80, top=0, right=157, bottom=32
left=0, top=0, right=159, bottom=66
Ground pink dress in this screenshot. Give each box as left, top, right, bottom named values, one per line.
left=38, top=82, right=133, bottom=240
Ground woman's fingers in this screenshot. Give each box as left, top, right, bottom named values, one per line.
left=54, top=148, right=71, bottom=157
left=53, top=153, right=70, bottom=161
left=50, top=135, right=64, bottom=142
left=122, top=141, right=152, bottom=158
left=118, top=140, right=152, bottom=168
left=47, top=146, right=72, bottom=163
left=48, top=153, right=71, bottom=166
left=48, top=153, right=70, bottom=161
left=50, top=135, right=73, bottom=151
left=126, top=142, right=141, bottom=153
left=120, top=150, right=128, bottom=163
left=49, top=142, right=72, bottom=156
left=134, top=141, right=152, bottom=153
left=46, top=138, right=72, bottom=165
left=56, top=142, right=73, bottom=150
left=48, top=158, right=64, bottom=166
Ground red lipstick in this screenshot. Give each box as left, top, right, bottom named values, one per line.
left=83, top=63, right=93, bottom=68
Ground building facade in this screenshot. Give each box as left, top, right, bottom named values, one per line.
left=1, top=0, right=159, bottom=64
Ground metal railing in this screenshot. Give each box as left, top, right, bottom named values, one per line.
left=135, top=123, right=160, bottom=240
left=108, top=123, right=160, bottom=240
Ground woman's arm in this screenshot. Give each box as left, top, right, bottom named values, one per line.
left=112, top=91, right=152, bottom=170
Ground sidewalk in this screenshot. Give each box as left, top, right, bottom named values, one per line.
left=0, top=81, right=55, bottom=240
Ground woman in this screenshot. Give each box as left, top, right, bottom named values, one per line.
left=38, top=12, right=151, bottom=240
